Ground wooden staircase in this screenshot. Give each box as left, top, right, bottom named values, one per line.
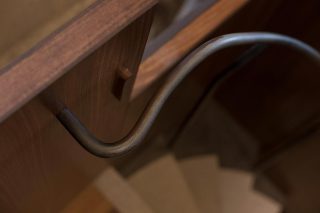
left=61, top=97, right=283, bottom=213
left=62, top=154, right=282, bottom=213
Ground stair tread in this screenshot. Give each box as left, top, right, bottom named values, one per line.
left=218, top=168, right=282, bottom=213
left=95, top=167, right=154, bottom=213
left=61, top=185, right=116, bottom=213
left=174, top=100, right=259, bottom=169
left=254, top=174, right=286, bottom=205
left=179, top=155, right=221, bottom=213
left=128, top=154, right=200, bottom=213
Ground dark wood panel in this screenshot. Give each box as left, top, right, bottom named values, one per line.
left=0, top=0, right=156, bottom=124
left=0, top=8, right=154, bottom=213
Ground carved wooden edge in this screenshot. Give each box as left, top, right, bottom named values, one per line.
left=130, top=0, right=249, bottom=100
left=0, top=0, right=156, bottom=123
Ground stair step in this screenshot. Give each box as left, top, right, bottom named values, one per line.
left=61, top=185, right=116, bottom=213
left=254, top=173, right=286, bottom=205
left=128, top=154, right=200, bottom=213
left=174, top=100, right=259, bottom=169
left=218, top=168, right=282, bottom=213
left=95, top=168, right=154, bottom=213
left=179, top=155, right=221, bottom=213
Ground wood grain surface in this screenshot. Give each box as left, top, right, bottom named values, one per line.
left=0, top=0, right=97, bottom=68
left=0, top=0, right=156, bottom=124
left=131, top=0, right=249, bottom=99
left=0, top=4, right=154, bottom=213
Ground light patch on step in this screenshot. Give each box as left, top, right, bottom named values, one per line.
left=128, top=154, right=200, bottom=213
left=179, top=155, right=221, bottom=213
left=94, top=168, right=154, bottom=213
left=61, top=185, right=115, bottom=213
left=218, top=168, right=282, bottom=213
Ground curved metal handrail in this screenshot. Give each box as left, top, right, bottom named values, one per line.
left=57, top=32, right=320, bottom=158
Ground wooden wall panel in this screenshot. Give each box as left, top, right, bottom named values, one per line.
left=0, top=8, right=153, bottom=213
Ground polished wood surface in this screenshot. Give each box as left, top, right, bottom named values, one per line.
left=0, top=5, right=154, bottom=213
left=0, top=0, right=156, bottom=124
left=131, top=0, right=249, bottom=99
left=0, top=0, right=96, bottom=68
